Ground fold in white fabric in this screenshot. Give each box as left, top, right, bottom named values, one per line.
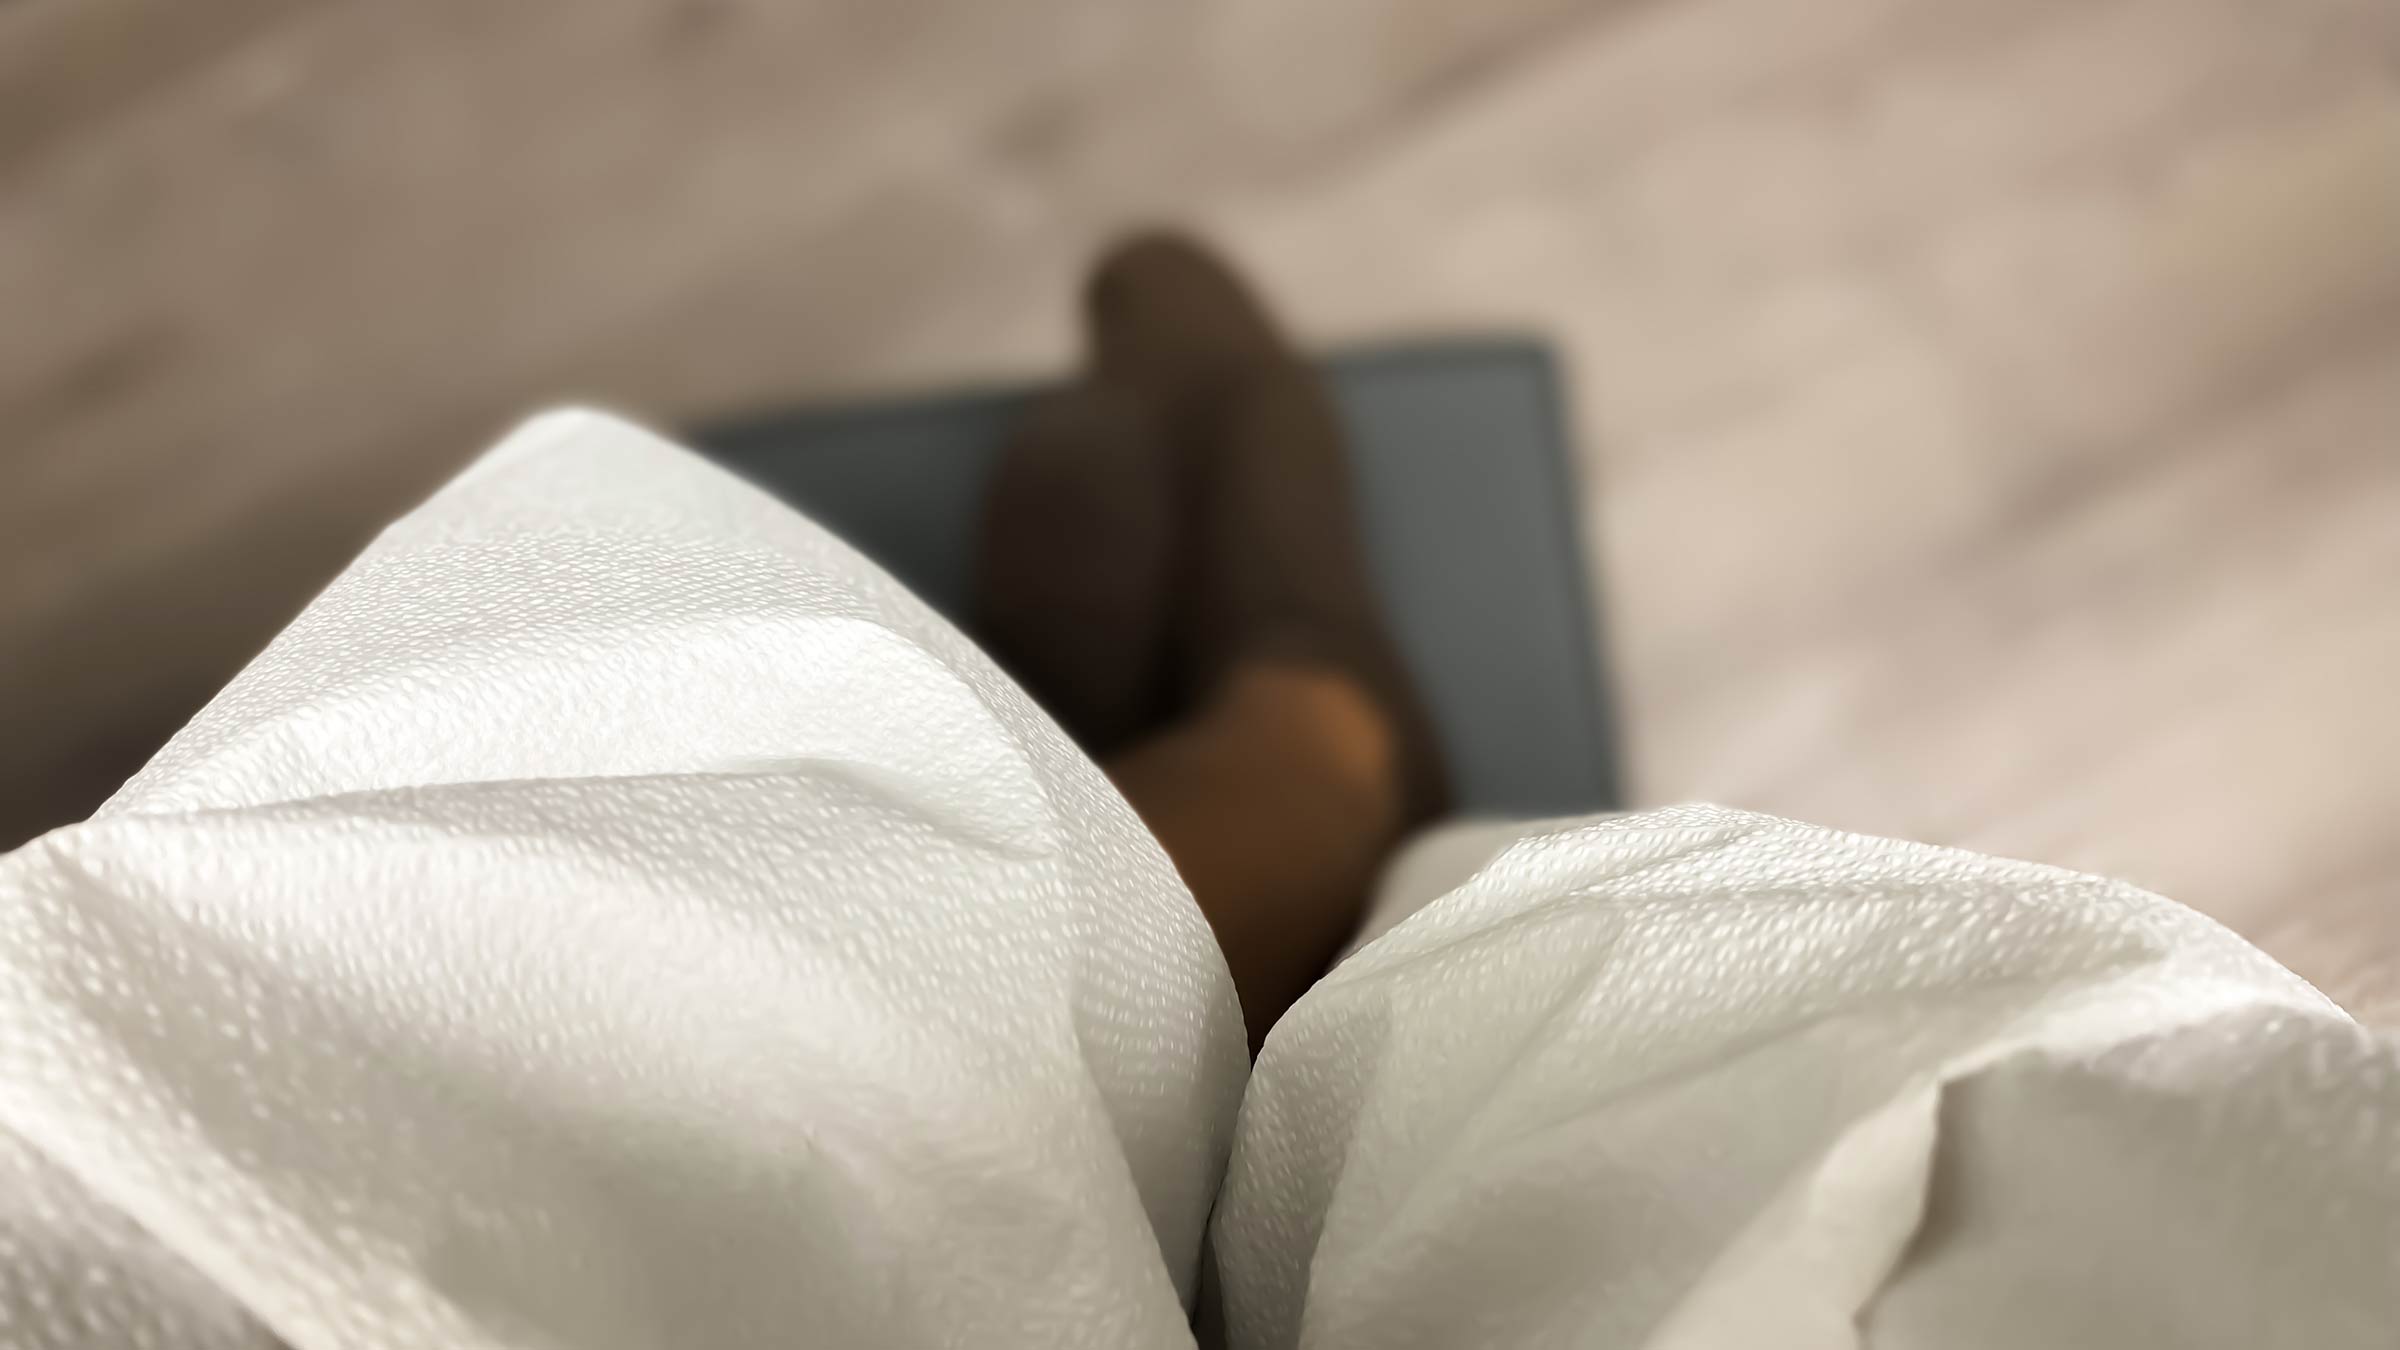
left=0, top=412, right=1246, bottom=1349
left=1215, top=809, right=2397, bottom=1348
left=1, top=412, right=2389, bottom=1349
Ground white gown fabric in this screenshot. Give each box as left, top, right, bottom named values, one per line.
left=0, top=411, right=2390, bottom=1349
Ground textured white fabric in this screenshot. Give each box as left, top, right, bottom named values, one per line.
left=1345, top=815, right=1568, bottom=956
left=1217, top=807, right=2399, bottom=1348
left=2, top=411, right=2392, bottom=1349
left=0, top=411, right=1247, bottom=1349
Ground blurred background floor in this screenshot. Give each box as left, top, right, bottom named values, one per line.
left=4, top=0, right=2396, bottom=1014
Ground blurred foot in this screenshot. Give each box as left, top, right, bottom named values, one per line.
left=1086, top=232, right=1293, bottom=414
left=975, top=382, right=1174, bottom=753
left=1089, top=231, right=1447, bottom=825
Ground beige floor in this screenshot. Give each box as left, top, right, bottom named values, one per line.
left=5, top=0, right=2396, bottom=1016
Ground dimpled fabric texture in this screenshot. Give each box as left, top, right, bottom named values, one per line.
left=4, top=412, right=2396, bottom=1350
left=1215, top=807, right=2400, bottom=1348
left=0, top=411, right=1248, bottom=1349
